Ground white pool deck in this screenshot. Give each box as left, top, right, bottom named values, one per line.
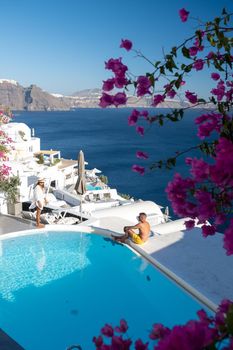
left=0, top=213, right=233, bottom=311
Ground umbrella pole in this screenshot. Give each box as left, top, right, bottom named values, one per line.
left=80, top=196, right=83, bottom=222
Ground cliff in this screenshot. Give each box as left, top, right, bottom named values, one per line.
left=0, top=79, right=212, bottom=111
left=0, top=80, right=70, bottom=111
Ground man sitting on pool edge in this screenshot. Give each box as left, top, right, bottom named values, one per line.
left=112, top=212, right=151, bottom=244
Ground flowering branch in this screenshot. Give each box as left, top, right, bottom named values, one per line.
left=93, top=300, right=233, bottom=350
left=99, top=7, right=233, bottom=255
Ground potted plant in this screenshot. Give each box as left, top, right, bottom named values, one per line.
left=0, top=176, right=22, bottom=215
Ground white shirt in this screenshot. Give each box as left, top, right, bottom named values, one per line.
left=29, top=185, right=46, bottom=210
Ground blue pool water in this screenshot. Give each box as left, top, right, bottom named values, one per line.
left=0, top=232, right=207, bottom=350
left=86, top=184, right=102, bottom=191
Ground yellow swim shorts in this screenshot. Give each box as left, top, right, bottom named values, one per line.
left=131, top=233, right=144, bottom=245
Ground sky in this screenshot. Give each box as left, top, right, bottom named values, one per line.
left=0, top=0, right=232, bottom=96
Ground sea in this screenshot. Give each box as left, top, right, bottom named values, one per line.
left=15, top=108, right=202, bottom=216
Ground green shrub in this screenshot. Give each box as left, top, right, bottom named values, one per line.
left=0, top=176, right=21, bottom=203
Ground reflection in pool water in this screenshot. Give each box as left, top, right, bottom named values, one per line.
left=0, top=233, right=91, bottom=301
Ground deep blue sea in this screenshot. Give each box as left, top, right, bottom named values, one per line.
left=15, top=108, right=202, bottom=215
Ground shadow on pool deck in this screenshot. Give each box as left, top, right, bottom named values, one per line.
left=0, top=214, right=36, bottom=236
left=0, top=215, right=34, bottom=349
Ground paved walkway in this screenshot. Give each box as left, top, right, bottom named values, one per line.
left=0, top=214, right=35, bottom=235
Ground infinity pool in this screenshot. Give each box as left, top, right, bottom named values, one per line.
left=0, top=231, right=208, bottom=349
left=86, top=184, right=102, bottom=191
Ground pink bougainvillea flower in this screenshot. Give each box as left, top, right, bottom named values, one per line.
left=152, top=94, right=165, bottom=106
left=189, top=46, right=199, bottom=56
left=193, top=59, right=205, bottom=71
left=120, top=39, right=133, bottom=51
left=149, top=323, right=170, bottom=340
left=136, top=126, right=144, bottom=136
left=211, top=73, right=220, bottom=81
left=202, top=224, right=216, bottom=237
left=135, top=338, right=149, bottom=350
left=211, top=80, right=225, bottom=101
left=154, top=321, right=215, bottom=350
left=195, top=191, right=217, bottom=223
left=225, top=87, right=233, bottom=102
left=102, top=78, right=115, bottom=91
left=140, top=110, right=149, bottom=118
left=136, top=151, right=149, bottom=159
left=136, top=76, right=151, bottom=97
left=113, top=92, right=127, bottom=107
left=99, top=93, right=114, bottom=108
left=197, top=309, right=213, bottom=325
left=195, top=112, right=222, bottom=139
left=209, top=137, right=233, bottom=188
left=167, top=89, right=176, bottom=98
left=187, top=157, right=210, bottom=181
left=105, top=58, right=128, bottom=78
left=132, top=165, right=145, bottom=175
left=185, top=91, right=198, bottom=104
left=114, top=76, right=128, bottom=88
left=92, top=335, right=103, bottom=347
left=0, top=151, right=5, bottom=159
left=214, top=213, right=226, bottom=226
left=185, top=219, right=196, bottom=230
left=101, top=323, right=114, bottom=337
left=166, top=173, right=197, bottom=218
left=128, top=109, right=140, bottom=126
left=114, top=319, right=128, bottom=333
left=179, top=8, right=189, bottom=22
left=206, top=51, right=215, bottom=60
left=111, top=335, right=132, bottom=349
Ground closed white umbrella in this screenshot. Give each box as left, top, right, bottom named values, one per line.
left=74, top=150, right=86, bottom=221
left=164, top=206, right=170, bottom=222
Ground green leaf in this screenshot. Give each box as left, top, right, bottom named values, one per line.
left=195, top=30, right=203, bottom=45
left=225, top=53, right=233, bottom=69
left=213, top=59, right=225, bottom=71
left=224, top=14, right=230, bottom=25
left=182, top=46, right=190, bottom=59
left=214, top=17, right=220, bottom=25
left=146, top=73, right=155, bottom=87
left=207, top=33, right=216, bottom=47
left=184, top=65, right=192, bottom=73
left=149, top=75, right=155, bottom=87
left=210, top=96, right=217, bottom=104
left=171, top=46, right=177, bottom=57
left=160, top=66, right=165, bottom=75
left=166, top=157, right=176, bottom=169
left=175, top=77, right=182, bottom=89
left=226, top=305, right=233, bottom=335
left=154, top=61, right=161, bottom=68
left=165, top=56, right=178, bottom=72
left=158, top=117, right=164, bottom=126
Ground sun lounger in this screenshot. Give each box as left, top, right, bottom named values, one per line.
left=151, top=217, right=197, bottom=235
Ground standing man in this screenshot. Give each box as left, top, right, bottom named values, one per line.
left=29, top=177, right=48, bottom=228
